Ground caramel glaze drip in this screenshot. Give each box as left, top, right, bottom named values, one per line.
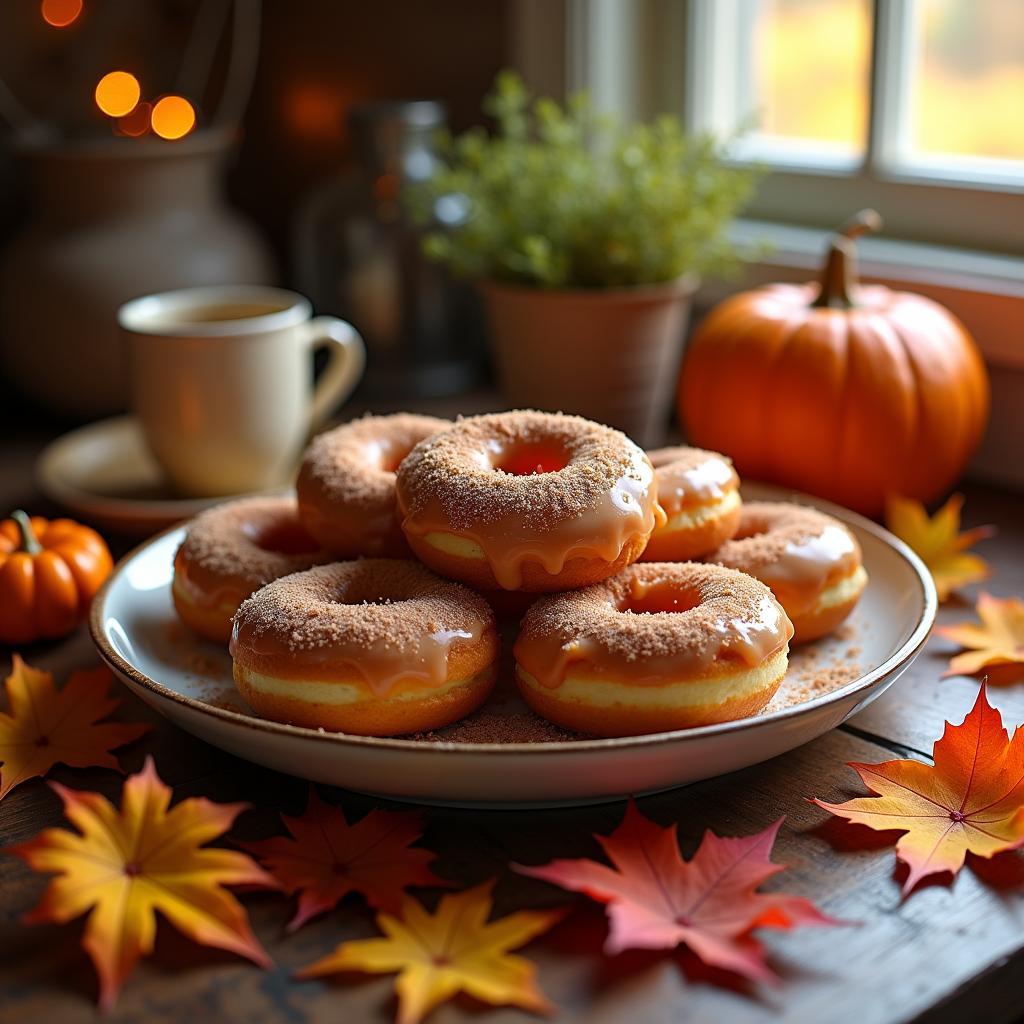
left=647, top=446, right=739, bottom=516
left=708, top=503, right=861, bottom=616
left=513, top=562, right=793, bottom=689
left=396, top=411, right=666, bottom=591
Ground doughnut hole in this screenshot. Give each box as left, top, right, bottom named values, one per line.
left=245, top=519, right=321, bottom=556
left=494, top=443, right=569, bottom=476
left=621, top=581, right=701, bottom=616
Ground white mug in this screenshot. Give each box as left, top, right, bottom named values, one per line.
left=119, top=285, right=365, bottom=497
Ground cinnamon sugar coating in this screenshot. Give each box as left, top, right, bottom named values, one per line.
left=176, top=496, right=329, bottom=591
left=230, top=559, right=497, bottom=695
left=233, top=559, right=492, bottom=656
left=396, top=410, right=655, bottom=532
left=297, top=413, right=449, bottom=556
left=514, top=561, right=792, bottom=684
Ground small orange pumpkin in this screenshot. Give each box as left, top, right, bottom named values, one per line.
left=0, top=511, right=113, bottom=645
left=678, top=211, right=989, bottom=517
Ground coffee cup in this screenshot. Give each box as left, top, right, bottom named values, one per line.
left=119, top=285, right=365, bottom=497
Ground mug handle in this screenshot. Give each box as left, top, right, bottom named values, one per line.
left=305, top=316, right=366, bottom=430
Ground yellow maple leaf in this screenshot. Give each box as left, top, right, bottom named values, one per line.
left=936, top=592, right=1024, bottom=683
left=0, top=655, right=149, bottom=801
left=6, top=757, right=275, bottom=1010
left=297, top=881, right=562, bottom=1024
left=885, top=494, right=993, bottom=602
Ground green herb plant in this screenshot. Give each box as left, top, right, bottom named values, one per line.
left=409, top=72, right=757, bottom=290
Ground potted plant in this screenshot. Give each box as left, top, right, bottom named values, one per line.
left=409, top=72, right=755, bottom=446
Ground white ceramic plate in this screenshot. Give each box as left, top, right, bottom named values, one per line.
left=90, top=485, right=936, bottom=807
left=37, top=416, right=289, bottom=537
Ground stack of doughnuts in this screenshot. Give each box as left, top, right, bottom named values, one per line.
left=171, top=408, right=867, bottom=739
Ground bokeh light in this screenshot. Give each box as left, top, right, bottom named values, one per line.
left=115, top=101, right=152, bottom=137
left=150, top=95, right=196, bottom=140
left=95, top=71, right=140, bottom=118
left=41, top=0, right=82, bottom=27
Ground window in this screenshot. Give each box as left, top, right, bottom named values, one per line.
left=684, top=0, right=1024, bottom=252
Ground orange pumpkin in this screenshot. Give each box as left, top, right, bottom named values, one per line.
left=0, top=511, right=113, bottom=645
left=678, top=211, right=989, bottom=517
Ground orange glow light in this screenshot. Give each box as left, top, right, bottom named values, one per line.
left=150, top=95, right=196, bottom=140
left=41, top=0, right=82, bottom=27
left=95, top=71, right=140, bottom=118
left=115, top=101, right=152, bottom=137
left=285, top=84, right=346, bottom=144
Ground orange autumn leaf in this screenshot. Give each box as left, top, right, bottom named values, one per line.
left=936, top=592, right=1024, bottom=683
left=516, top=801, right=838, bottom=983
left=885, top=494, right=993, bottom=602
left=814, top=685, right=1024, bottom=895
left=297, top=881, right=561, bottom=1024
left=247, top=787, right=448, bottom=931
left=0, top=655, right=149, bottom=801
left=5, top=757, right=275, bottom=1011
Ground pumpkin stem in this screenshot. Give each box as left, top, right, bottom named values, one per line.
left=11, top=510, right=42, bottom=555
left=811, top=208, right=883, bottom=310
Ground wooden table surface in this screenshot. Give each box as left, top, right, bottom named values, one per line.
left=2, top=411, right=1024, bottom=1024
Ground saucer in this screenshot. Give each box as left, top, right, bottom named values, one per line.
left=36, top=416, right=290, bottom=537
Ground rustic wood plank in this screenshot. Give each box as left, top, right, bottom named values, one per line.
left=3, top=727, right=1024, bottom=1024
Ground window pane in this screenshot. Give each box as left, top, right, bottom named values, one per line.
left=737, top=0, right=872, bottom=165
left=905, top=0, right=1024, bottom=166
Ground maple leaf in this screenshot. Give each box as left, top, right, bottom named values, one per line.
left=885, top=494, right=993, bottom=602
left=814, top=685, right=1024, bottom=895
left=296, top=880, right=561, bottom=1024
left=247, top=787, right=448, bottom=932
left=5, top=756, right=275, bottom=1011
left=0, top=655, right=149, bottom=801
left=935, top=592, right=1024, bottom=683
left=515, top=801, right=836, bottom=983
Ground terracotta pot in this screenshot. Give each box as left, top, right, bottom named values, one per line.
left=480, top=276, right=697, bottom=447
left=0, top=130, right=274, bottom=419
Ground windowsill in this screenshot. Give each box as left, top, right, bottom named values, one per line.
left=704, top=219, right=1024, bottom=370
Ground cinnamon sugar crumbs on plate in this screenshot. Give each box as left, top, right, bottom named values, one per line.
left=406, top=711, right=584, bottom=744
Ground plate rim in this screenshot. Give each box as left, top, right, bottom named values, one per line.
left=89, top=485, right=937, bottom=756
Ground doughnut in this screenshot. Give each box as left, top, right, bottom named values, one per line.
left=705, top=502, right=868, bottom=643
left=641, top=446, right=741, bottom=561
left=230, top=559, right=499, bottom=735
left=395, top=410, right=664, bottom=592
left=172, top=497, right=329, bottom=643
left=297, top=413, right=449, bottom=557
left=513, top=562, right=793, bottom=736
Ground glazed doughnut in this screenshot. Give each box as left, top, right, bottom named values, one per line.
left=706, top=502, right=868, bottom=643
left=230, top=559, right=499, bottom=735
left=642, top=446, right=741, bottom=561
left=513, top=562, right=793, bottom=736
left=173, top=497, right=329, bottom=643
left=297, top=413, right=449, bottom=557
left=396, top=410, right=664, bottom=592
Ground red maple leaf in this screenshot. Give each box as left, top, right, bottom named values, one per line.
left=247, top=787, right=448, bottom=931
left=516, top=800, right=838, bottom=982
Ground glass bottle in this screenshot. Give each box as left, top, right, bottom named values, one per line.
left=293, top=100, right=482, bottom=400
